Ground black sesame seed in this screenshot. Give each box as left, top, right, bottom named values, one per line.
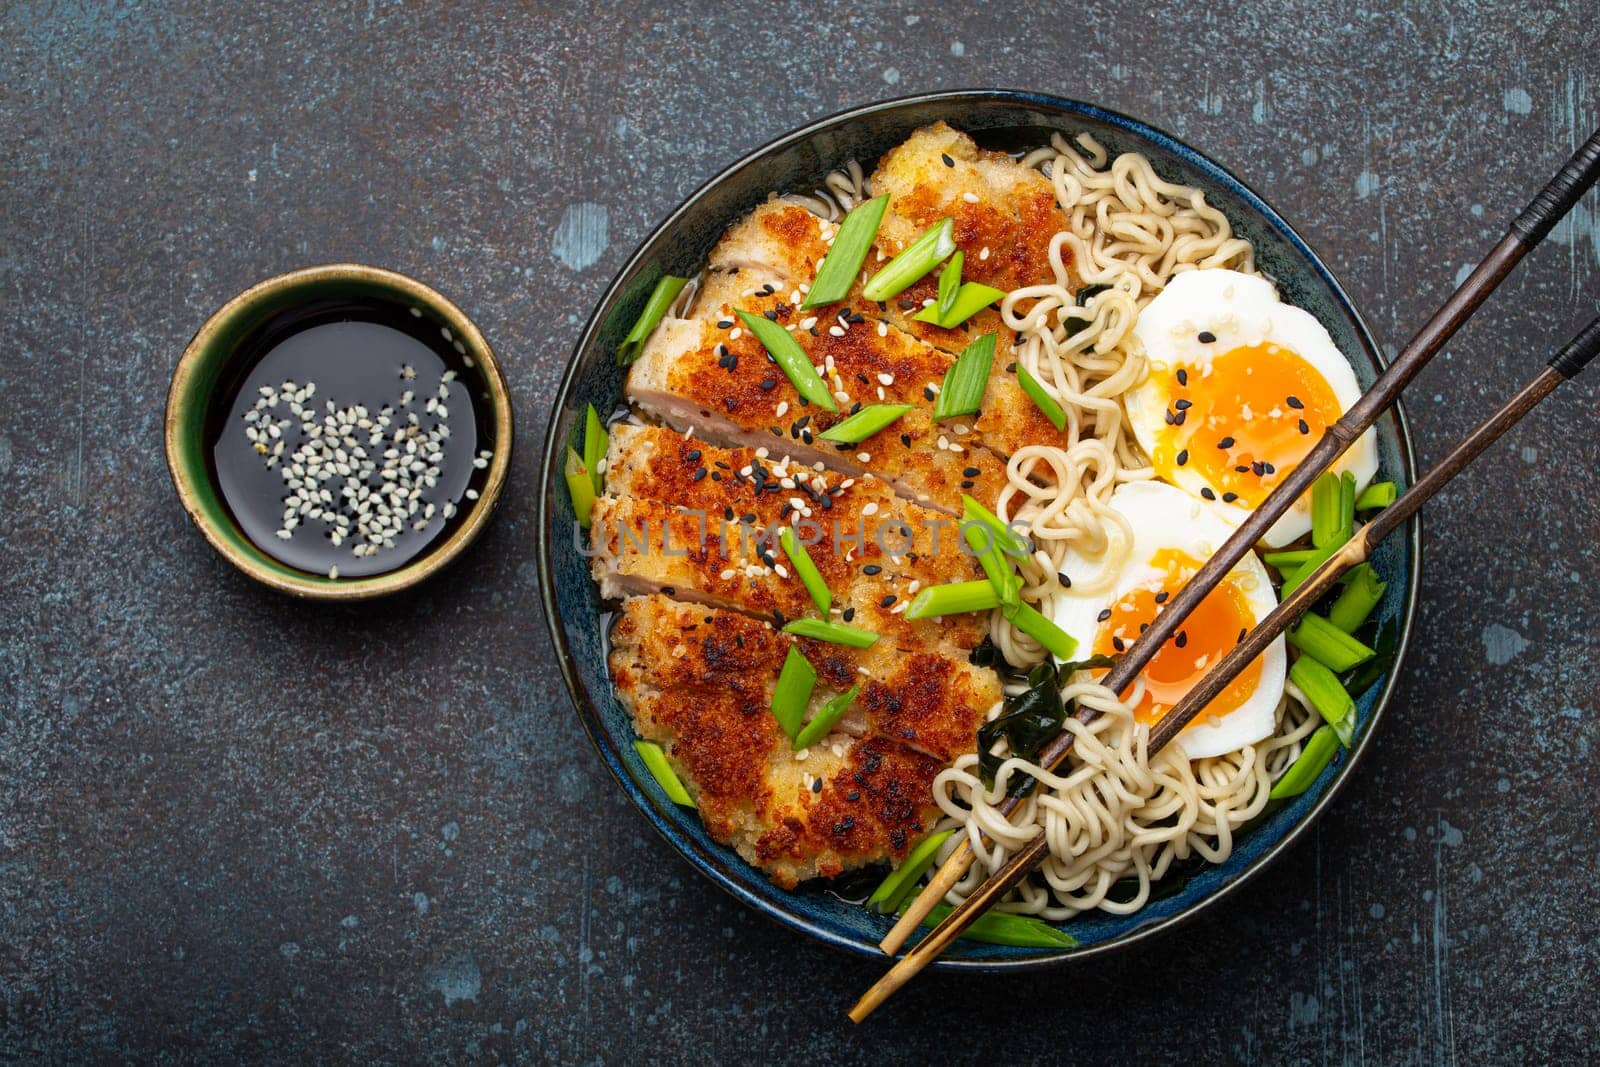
left=862, top=564, right=882, bottom=575
left=1198, top=331, right=1216, bottom=343
left=941, top=152, right=955, bottom=168
left=1237, top=628, right=1248, bottom=643
left=716, top=319, right=733, bottom=329
left=723, top=397, right=737, bottom=411
left=1176, top=449, right=1189, bottom=466
left=1298, top=419, right=1310, bottom=435
left=1222, top=491, right=1238, bottom=503
left=811, top=778, right=823, bottom=793
left=1097, top=608, right=1113, bottom=622
left=1058, top=572, right=1072, bottom=588
left=1176, top=368, right=1188, bottom=386
left=923, top=386, right=936, bottom=401
left=1154, top=591, right=1169, bottom=604
left=710, top=471, right=722, bottom=481
left=842, top=607, right=856, bottom=622
left=900, top=433, right=912, bottom=447
left=1235, top=465, right=1252, bottom=474
left=685, top=449, right=701, bottom=462
left=1174, top=410, right=1187, bottom=426
left=1112, top=636, right=1126, bottom=652
left=1005, top=362, right=1017, bottom=374
left=1263, top=462, right=1276, bottom=474
left=963, top=466, right=980, bottom=477
left=1217, top=436, right=1234, bottom=449
left=960, top=480, right=974, bottom=489
left=723, top=507, right=734, bottom=520
left=880, top=595, right=897, bottom=608
left=758, top=378, right=778, bottom=391
left=1139, top=623, right=1149, bottom=633
left=1201, top=487, right=1217, bottom=500
left=1174, top=399, right=1192, bottom=410
left=1286, top=395, right=1305, bottom=409
left=661, top=586, right=675, bottom=596
left=1175, top=631, right=1188, bottom=648
left=692, top=467, right=707, bottom=482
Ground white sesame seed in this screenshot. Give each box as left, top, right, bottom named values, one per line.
left=962, top=191, right=980, bottom=203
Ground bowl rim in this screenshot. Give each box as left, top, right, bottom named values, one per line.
left=165, top=261, right=515, bottom=600
left=536, top=89, right=1421, bottom=970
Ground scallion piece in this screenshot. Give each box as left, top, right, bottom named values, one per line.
left=931, top=332, right=997, bottom=421
left=1263, top=548, right=1318, bottom=571
left=1356, top=480, right=1398, bottom=511
left=866, top=829, right=955, bottom=914
left=1269, top=724, right=1340, bottom=800
left=1310, top=472, right=1349, bottom=548
left=582, top=403, right=608, bottom=495
left=802, top=195, right=889, bottom=309
left=770, top=646, right=817, bottom=739
left=1002, top=600, right=1079, bottom=661
left=1340, top=470, right=1357, bottom=530
left=909, top=903, right=1079, bottom=949
left=961, top=494, right=1031, bottom=558
left=962, top=517, right=1020, bottom=606
left=633, top=740, right=695, bottom=807
left=1016, top=363, right=1067, bottom=431
left=863, top=218, right=956, bottom=302
left=913, top=282, right=1007, bottom=329
left=937, top=250, right=964, bottom=318
left=1290, top=656, right=1355, bottom=747
left=905, top=579, right=1002, bottom=619
left=618, top=275, right=689, bottom=364
left=1287, top=613, right=1376, bottom=672
left=1280, top=542, right=1340, bottom=598
left=816, top=403, right=912, bottom=444
left=782, top=617, right=880, bottom=648
left=565, top=447, right=596, bottom=527
left=779, top=526, right=830, bottom=615
left=793, top=685, right=859, bottom=750
left=1328, top=564, right=1386, bottom=633
left=735, top=310, right=838, bottom=412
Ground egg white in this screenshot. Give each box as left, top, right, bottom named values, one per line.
left=1125, top=268, right=1379, bottom=547
left=1049, top=481, right=1286, bottom=760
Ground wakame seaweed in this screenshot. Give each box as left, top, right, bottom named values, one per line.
left=968, top=636, right=1000, bottom=668
left=978, top=662, right=1068, bottom=795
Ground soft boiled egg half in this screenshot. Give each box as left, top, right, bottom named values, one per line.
left=1125, top=268, right=1378, bottom=547
left=1051, top=481, right=1286, bottom=760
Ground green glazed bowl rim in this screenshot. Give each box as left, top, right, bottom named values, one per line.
left=164, top=262, right=514, bottom=600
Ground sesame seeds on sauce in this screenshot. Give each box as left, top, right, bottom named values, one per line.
left=215, top=303, right=492, bottom=580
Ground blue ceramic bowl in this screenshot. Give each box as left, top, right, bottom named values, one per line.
left=537, top=91, right=1419, bottom=969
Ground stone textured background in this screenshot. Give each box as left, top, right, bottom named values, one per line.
left=2, top=1, right=1596, bottom=1063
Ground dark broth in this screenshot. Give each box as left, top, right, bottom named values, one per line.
left=207, top=296, right=495, bottom=579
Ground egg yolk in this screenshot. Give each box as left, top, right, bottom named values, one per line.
left=1092, top=548, right=1263, bottom=728
left=1150, top=342, right=1342, bottom=509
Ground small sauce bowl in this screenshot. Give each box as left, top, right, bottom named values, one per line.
left=165, top=263, right=513, bottom=600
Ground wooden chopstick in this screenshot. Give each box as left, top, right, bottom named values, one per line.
left=853, top=313, right=1599, bottom=1023
left=875, top=126, right=1600, bottom=961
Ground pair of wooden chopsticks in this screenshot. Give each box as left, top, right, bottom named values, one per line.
left=851, top=127, right=1600, bottom=1022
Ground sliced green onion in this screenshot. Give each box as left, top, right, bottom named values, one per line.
left=1310, top=471, right=1349, bottom=548
left=1290, top=656, right=1355, bottom=748
left=1016, top=363, right=1067, bottom=431
left=779, top=526, right=830, bottom=615
left=1328, top=564, right=1386, bottom=633
left=1356, top=480, right=1398, bottom=511
left=633, top=740, right=694, bottom=807
left=782, top=617, right=880, bottom=648
left=565, top=447, right=596, bottom=527
left=1263, top=548, right=1318, bottom=572
left=1269, top=724, right=1340, bottom=800
left=960, top=494, right=1031, bottom=558
left=802, top=195, right=889, bottom=308
left=1340, top=471, right=1357, bottom=531
left=909, top=903, right=1079, bottom=949
left=906, top=579, right=1001, bottom=619
left=913, top=282, right=1007, bottom=329
left=866, top=830, right=955, bottom=914
left=937, top=250, right=964, bottom=318
left=963, top=518, right=1020, bottom=606
left=770, top=646, right=817, bottom=739
left=794, top=685, right=859, bottom=750
left=931, top=332, right=997, bottom=421
left=816, top=403, right=912, bottom=444
left=619, top=275, right=689, bottom=364
left=1280, top=542, right=1340, bottom=598
left=1002, top=600, right=1079, bottom=661
left=582, top=403, right=608, bottom=495
left=735, top=310, right=838, bottom=412
left=1287, top=613, right=1376, bottom=672
left=863, top=218, right=956, bottom=302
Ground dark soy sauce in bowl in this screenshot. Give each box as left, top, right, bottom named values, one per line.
left=206, top=296, right=497, bottom=580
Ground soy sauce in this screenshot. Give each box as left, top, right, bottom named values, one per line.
left=207, top=296, right=495, bottom=579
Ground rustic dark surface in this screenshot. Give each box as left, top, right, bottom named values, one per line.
left=3, top=2, right=1597, bottom=1063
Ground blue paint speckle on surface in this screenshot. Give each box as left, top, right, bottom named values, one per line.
left=0, top=0, right=1595, bottom=1061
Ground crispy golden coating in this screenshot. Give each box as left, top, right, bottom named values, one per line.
left=609, top=596, right=998, bottom=886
